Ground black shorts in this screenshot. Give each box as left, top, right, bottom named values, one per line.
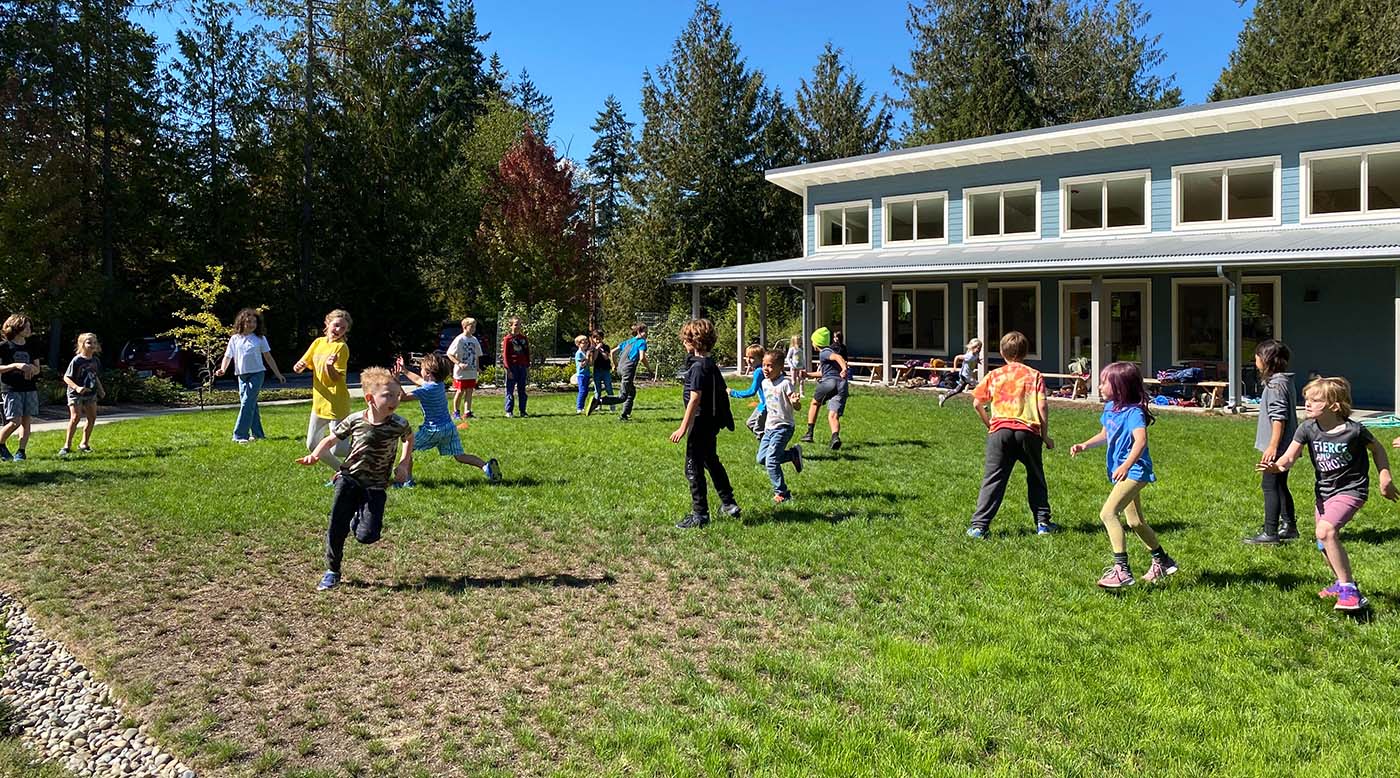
left=813, top=378, right=847, bottom=416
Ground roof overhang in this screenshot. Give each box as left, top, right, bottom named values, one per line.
left=766, top=74, right=1400, bottom=195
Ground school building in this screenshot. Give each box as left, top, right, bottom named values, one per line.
left=668, top=74, right=1400, bottom=411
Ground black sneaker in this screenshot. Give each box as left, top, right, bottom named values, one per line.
left=799, top=432, right=814, bottom=444
left=618, top=414, right=630, bottom=421
left=1278, top=523, right=1299, bottom=540
left=676, top=513, right=710, bottom=529
left=791, top=446, right=804, bottom=474
left=721, top=502, right=742, bottom=519
left=1242, top=532, right=1282, bottom=545
left=829, top=434, right=842, bottom=451
left=0, top=443, right=10, bottom=461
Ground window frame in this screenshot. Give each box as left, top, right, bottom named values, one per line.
left=1057, top=170, right=1152, bottom=238
left=961, top=181, right=1042, bottom=244
left=1169, top=276, right=1282, bottom=365
left=1299, top=141, right=1400, bottom=224
left=964, top=281, right=1042, bottom=361
left=1170, top=155, right=1283, bottom=231
left=815, top=285, right=847, bottom=335
left=812, top=199, right=873, bottom=252
left=881, top=192, right=950, bottom=247
left=1056, top=279, right=1153, bottom=368
left=890, top=283, right=950, bottom=356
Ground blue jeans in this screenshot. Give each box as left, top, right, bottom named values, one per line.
left=593, top=369, right=614, bottom=399
left=757, top=424, right=798, bottom=497
left=504, top=365, right=528, bottom=414
left=233, top=372, right=265, bottom=440
left=576, top=371, right=591, bottom=411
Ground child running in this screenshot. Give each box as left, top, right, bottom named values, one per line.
left=573, top=335, right=592, bottom=414
left=446, top=317, right=482, bottom=420
left=670, top=318, right=740, bottom=529
left=965, top=331, right=1057, bottom=538
left=784, top=334, right=804, bottom=399
left=1070, top=362, right=1178, bottom=588
left=300, top=367, right=412, bottom=591
left=728, top=344, right=769, bottom=437
left=0, top=314, right=41, bottom=461
left=394, top=353, right=500, bottom=486
left=590, top=323, right=648, bottom=420
left=1261, top=377, right=1397, bottom=611
left=938, top=338, right=982, bottom=407
left=755, top=349, right=804, bottom=503
left=293, top=309, right=352, bottom=474
left=1244, top=339, right=1298, bottom=544
left=800, top=327, right=849, bottom=450
left=58, top=333, right=105, bottom=457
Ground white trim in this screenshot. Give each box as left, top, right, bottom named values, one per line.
left=963, top=281, right=1043, bottom=361
left=881, top=192, right=950, bottom=247
left=814, top=285, right=848, bottom=334
left=962, top=181, right=1042, bottom=244
left=802, top=189, right=809, bottom=255
left=1058, top=279, right=1152, bottom=369
left=1300, top=141, right=1400, bottom=224
left=890, top=283, right=951, bottom=356
left=813, top=199, right=873, bottom=253
left=1169, top=276, right=1282, bottom=364
left=1057, top=170, right=1152, bottom=238
left=1171, top=156, right=1283, bottom=231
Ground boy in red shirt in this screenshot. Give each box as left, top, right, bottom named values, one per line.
left=501, top=316, right=530, bottom=417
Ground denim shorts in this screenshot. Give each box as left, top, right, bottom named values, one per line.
left=413, top=425, right=465, bottom=456
left=2, top=391, right=38, bottom=418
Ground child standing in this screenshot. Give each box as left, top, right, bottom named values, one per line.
left=728, top=344, right=769, bottom=437
left=0, top=314, right=41, bottom=461
left=1245, top=339, right=1298, bottom=544
left=447, top=317, right=482, bottom=420
left=800, top=327, right=849, bottom=450
left=573, top=335, right=592, bottom=414
left=784, top=334, right=804, bottom=398
left=589, top=330, right=616, bottom=406
left=965, top=331, right=1058, bottom=538
left=293, top=309, right=352, bottom=473
left=1070, top=362, right=1179, bottom=588
left=755, top=350, right=804, bottom=503
left=59, top=333, right=105, bottom=457
left=394, top=353, right=500, bottom=486
left=501, top=317, right=530, bottom=417
left=669, top=318, right=740, bottom=529
left=938, top=338, right=982, bottom=407
left=591, top=323, right=648, bottom=420
left=215, top=308, right=286, bottom=443
left=299, top=367, right=413, bottom=591
left=1261, top=377, right=1397, bottom=611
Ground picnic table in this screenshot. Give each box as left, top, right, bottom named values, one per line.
left=1144, top=377, right=1229, bottom=408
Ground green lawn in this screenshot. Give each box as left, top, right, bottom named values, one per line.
left=3, top=385, right=1400, bottom=777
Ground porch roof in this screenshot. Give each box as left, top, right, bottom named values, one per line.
left=666, top=222, right=1400, bottom=285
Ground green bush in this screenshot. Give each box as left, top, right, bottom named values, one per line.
left=99, top=369, right=186, bottom=405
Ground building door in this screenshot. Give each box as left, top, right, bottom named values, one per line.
left=1061, top=280, right=1151, bottom=370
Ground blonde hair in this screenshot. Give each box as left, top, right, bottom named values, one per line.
left=75, top=332, right=101, bottom=355
left=966, top=338, right=982, bottom=351
left=574, top=335, right=589, bottom=348
left=461, top=317, right=477, bottom=334
left=2, top=314, right=32, bottom=340
left=789, top=334, right=800, bottom=345
left=744, top=343, right=765, bottom=360
left=324, top=309, right=352, bottom=340
left=1304, top=376, right=1353, bottom=419
left=359, top=366, right=394, bottom=395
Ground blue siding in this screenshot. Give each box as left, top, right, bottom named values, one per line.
left=807, top=112, right=1400, bottom=252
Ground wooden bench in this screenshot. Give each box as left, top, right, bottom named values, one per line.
left=892, top=364, right=959, bottom=386
left=808, top=359, right=885, bottom=384
left=1144, top=378, right=1229, bottom=408
left=1042, top=372, right=1091, bottom=399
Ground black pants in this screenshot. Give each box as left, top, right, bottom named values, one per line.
left=1261, top=467, right=1295, bottom=534
left=601, top=366, right=638, bottom=416
left=969, top=428, right=1052, bottom=530
left=325, top=473, right=386, bottom=574
left=685, top=423, right=734, bottom=516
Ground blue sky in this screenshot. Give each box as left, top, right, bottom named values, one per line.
left=144, top=1, right=1257, bottom=163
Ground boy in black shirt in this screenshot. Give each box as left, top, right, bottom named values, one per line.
left=0, top=314, right=42, bottom=461
left=669, top=318, right=740, bottom=529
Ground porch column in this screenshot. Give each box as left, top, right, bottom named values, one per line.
left=736, top=285, right=746, bottom=373
left=802, top=283, right=814, bottom=372
left=880, top=281, right=893, bottom=386
left=758, top=286, right=768, bottom=350
left=691, top=284, right=701, bottom=320
left=1394, top=266, right=1400, bottom=415
left=1090, top=276, right=1104, bottom=402
left=976, top=278, right=989, bottom=382
left=1227, top=270, right=1242, bottom=412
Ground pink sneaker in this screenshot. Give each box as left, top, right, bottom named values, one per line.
left=1097, top=564, right=1135, bottom=589
left=1142, top=556, right=1178, bottom=583
left=1335, top=584, right=1368, bottom=611
left=1318, top=581, right=1344, bottom=599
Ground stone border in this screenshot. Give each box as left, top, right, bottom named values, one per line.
left=1, top=593, right=196, bottom=777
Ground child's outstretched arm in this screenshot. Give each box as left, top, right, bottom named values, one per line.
left=1069, top=427, right=1108, bottom=457
left=298, top=433, right=341, bottom=465
left=670, top=392, right=701, bottom=443
left=395, top=430, right=415, bottom=485
left=1258, top=441, right=1304, bottom=473
left=730, top=371, right=761, bottom=399
left=1367, top=437, right=1398, bottom=501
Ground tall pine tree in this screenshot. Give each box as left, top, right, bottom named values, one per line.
left=585, top=95, right=636, bottom=244
left=793, top=42, right=893, bottom=163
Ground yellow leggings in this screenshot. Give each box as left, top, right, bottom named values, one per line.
left=1100, top=478, right=1160, bottom=554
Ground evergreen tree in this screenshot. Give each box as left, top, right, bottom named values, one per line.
left=510, top=68, right=554, bottom=139
left=585, top=95, right=636, bottom=243
left=793, top=42, right=892, bottom=162
left=1210, top=0, right=1400, bottom=100
left=485, top=52, right=508, bottom=95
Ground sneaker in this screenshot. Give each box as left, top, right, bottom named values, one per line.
left=484, top=458, right=501, bottom=482
left=232, top=437, right=251, bottom=445
left=966, top=526, right=987, bottom=539
left=1142, top=556, right=1178, bottom=583
left=791, top=446, right=804, bottom=474
left=799, top=432, right=814, bottom=444
left=1335, top=584, right=1368, bottom=611
left=57, top=447, right=70, bottom=458
left=1242, top=531, right=1282, bottom=545
left=1097, top=564, right=1135, bottom=589
left=0, top=443, right=10, bottom=461
left=323, top=480, right=337, bottom=488
left=1278, top=523, right=1299, bottom=541
left=452, top=412, right=462, bottom=421
left=618, top=414, right=631, bottom=422
left=586, top=396, right=600, bottom=416
left=518, top=410, right=528, bottom=418
left=938, top=394, right=947, bottom=408
left=1318, top=581, right=1345, bottom=599
left=392, top=479, right=416, bottom=489
left=829, top=434, right=842, bottom=451
left=316, top=571, right=340, bottom=591
left=1035, top=522, right=1061, bottom=536
left=505, top=411, right=513, bottom=418
left=721, top=502, right=742, bottom=519
left=676, top=513, right=710, bottom=529
left=773, top=493, right=790, bottom=504
left=465, top=411, right=475, bottom=419
left=12, top=450, right=25, bottom=462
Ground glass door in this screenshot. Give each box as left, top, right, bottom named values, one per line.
left=1062, top=282, right=1150, bottom=369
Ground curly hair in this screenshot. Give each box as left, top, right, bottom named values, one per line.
left=680, top=318, right=717, bottom=353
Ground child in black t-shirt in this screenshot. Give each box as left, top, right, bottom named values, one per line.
left=1261, top=376, right=1397, bottom=612
left=669, top=318, right=739, bottom=529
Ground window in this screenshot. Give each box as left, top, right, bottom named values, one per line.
left=964, top=182, right=1040, bottom=241
left=891, top=285, right=948, bottom=353
left=815, top=287, right=845, bottom=334
left=1302, top=143, right=1400, bottom=222
left=1172, top=157, right=1281, bottom=229
left=965, top=283, right=1040, bottom=358
left=1171, top=277, right=1281, bottom=365
left=1060, top=172, right=1150, bottom=235
left=814, top=201, right=871, bottom=249
left=883, top=193, right=947, bottom=244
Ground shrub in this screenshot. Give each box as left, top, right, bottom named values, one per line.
left=99, top=369, right=185, bottom=405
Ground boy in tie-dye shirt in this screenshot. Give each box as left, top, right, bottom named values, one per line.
left=965, top=331, right=1058, bottom=538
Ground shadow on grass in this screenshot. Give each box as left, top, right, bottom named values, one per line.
left=1194, top=569, right=1311, bottom=591
left=745, top=507, right=863, bottom=526
left=804, top=487, right=914, bottom=505
left=1345, top=526, right=1400, bottom=545
left=0, top=468, right=153, bottom=487
left=357, top=572, right=618, bottom=592
left=842, top=438, right=932, bottom=451
left=1062, top=520, right=1190, bottom=535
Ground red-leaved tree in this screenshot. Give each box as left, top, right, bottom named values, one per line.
left=476, top=128, right=591, bottom=306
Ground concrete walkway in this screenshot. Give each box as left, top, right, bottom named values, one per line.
left=26, top=398, right=317, bottom=434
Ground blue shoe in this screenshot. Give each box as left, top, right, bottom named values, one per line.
left=12, top=449, right=25, bottom=462
left=393, top=479, right=416, bottom=489
left=316, top=571, right=340, bottom=591
left=0, top=443, right=10, bottom=461
left=966, top=526, right=987, bottom=539
left=1036, top=522, right=1061, bottom=536
left=484, top=458, right=501, bottom=482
